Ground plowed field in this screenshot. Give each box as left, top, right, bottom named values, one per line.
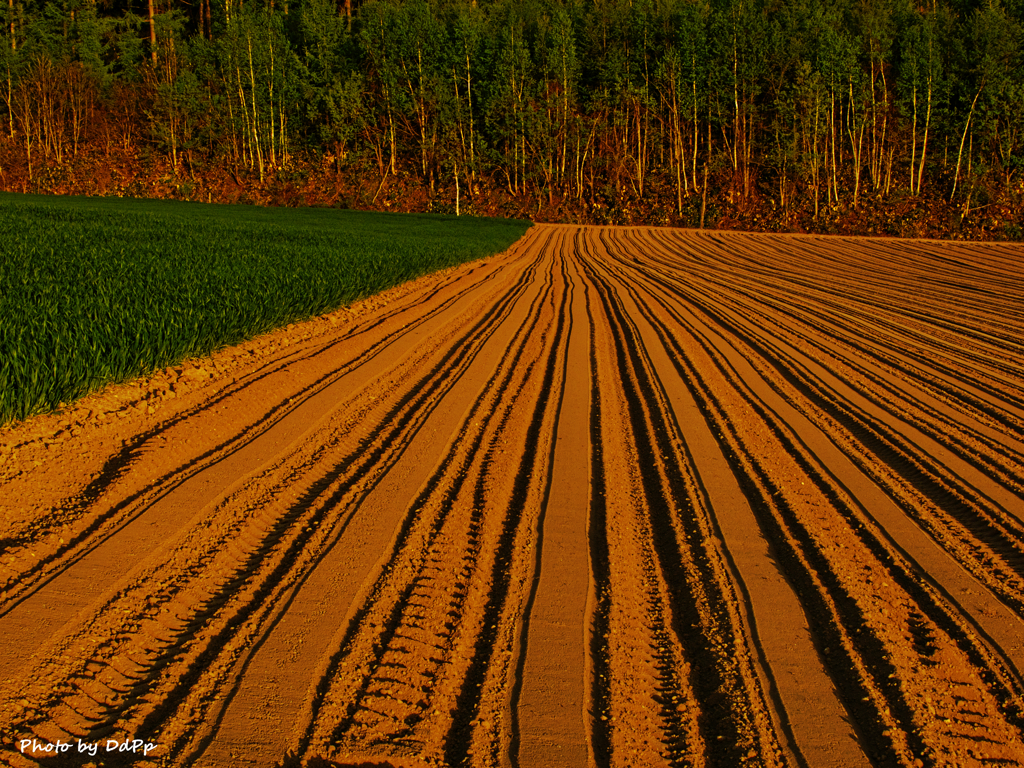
left=2, top=225, right=1024, bottom=768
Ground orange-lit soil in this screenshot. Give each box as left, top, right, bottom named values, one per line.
left=2, top=226, right=1024, bottom=768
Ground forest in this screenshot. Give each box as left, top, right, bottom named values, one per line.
left=0, top=0, right=1022, bottom=236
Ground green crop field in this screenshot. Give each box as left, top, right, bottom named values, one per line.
left=0, top=193, right=531, bottom=425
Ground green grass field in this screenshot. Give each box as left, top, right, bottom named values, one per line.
left=0, top=193, right=531, bottom=424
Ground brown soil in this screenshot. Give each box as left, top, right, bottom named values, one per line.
left=2, top=225, right=1024, bottom=768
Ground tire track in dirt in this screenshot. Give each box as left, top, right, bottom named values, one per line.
left=0, top=234, right=550, bottom=764
left=717, top=234, right=1024, bottom=425
left=661, top=231, right=1024, bottom=433
left=2, top=224, right=1024, bottom=768
left=0, top=252, right=510, bottom=610
left=630, top=230, right=1024, bottom=617
left=598, top=228, right=1024, bottom=766
left=290, top=227, right=576, bottom=768
left=580, top=229, right=864, bottom=768
left=676, top=232, right=1024, bottom=461
left=0, top=248, right=522, bottom=628
left=183, top=231, right=560, bottom=768
left=580, top=230, right=790, bottom=768
left=513, top=229, right=591, bottom=768
left=627, top=229, right=1024, bottom=671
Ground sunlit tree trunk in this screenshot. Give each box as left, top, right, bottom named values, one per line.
left=466, top=50, right=475, bottom=182
left=247, top=34, right=264, bottom=181
left=847, top=80, right=865, bottom=207
left=15, top=79, right=31, bottom=179
left=148, top=0, right=157, bottom=65
left=268, top=39, right=276, bottom=168
left=236, top=65, right=252, bottom=168
left=909, top=82, right=918, bottom=194
left=952, top=84, right=982, bottom=200
left=917, top=73, right=932, bottom=195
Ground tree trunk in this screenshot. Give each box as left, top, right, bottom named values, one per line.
left=952, top=84, right=983, bottom=200
left=247, top=35, right=264, bottom=181
left=917, top=75, right=932, bottom=196
left=909, top=83, right=918, bottom=195
left=466, top=50, right=475, bottom=182
left=847, top=81, right=864, bottom=208
left=148, top=0, right=157, bottom=65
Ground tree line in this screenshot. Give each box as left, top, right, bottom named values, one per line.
left=1, top=0, right=1022, bottom=223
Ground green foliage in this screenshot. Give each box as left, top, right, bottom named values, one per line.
left=293, top=0, right=363, bottom=159
left=968, top=3, right=1024, bottom=183
left=3, top=0, right=1024, bottom=216
left=0, top=194, right=531, bottom=424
